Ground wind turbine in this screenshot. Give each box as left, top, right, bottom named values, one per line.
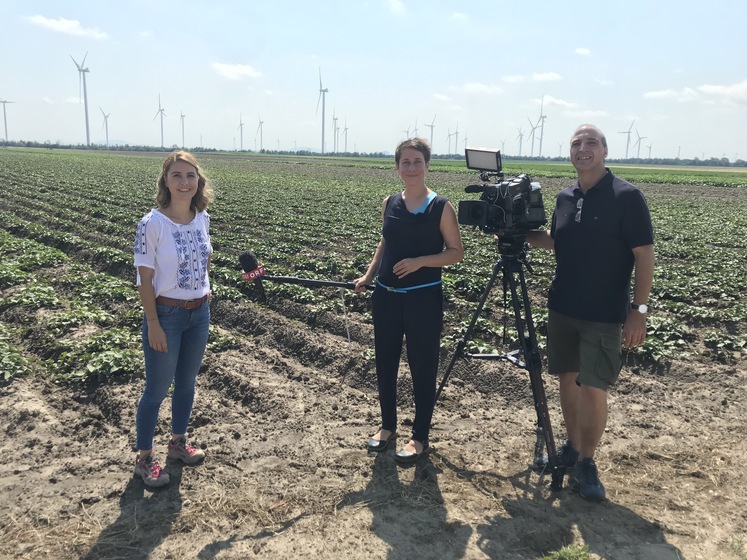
left=537, top=95, right=547, bottom=158
left=316, top=68, right=329, bottom=154
left=453, top=122, right=460, bottom=156
left=516, top=126, right=525, bottom=157
left=237, top=114, right=244, bottom=151
left=153, top=94, right=166, bottom=148
left=618, top=120, right=635, bottom=159
left=527, top=117, right=540, bottom=157
left=425, top=114, right=436, bottom=148
left=412, top=118, right=419, bottom=138
left=463, top=133, right=468, bottom=155
left=70, top=53, right=91, bottom=146
left=332, top=110, right=338, bottom=152
left=0, top=98, right=14, bottom=143
left=402, top=124, right=411, bottom=139
left=501, top=139, right=506, bottom=153
left=256, top=115, right=264, bottom=151
left=180, top=111, right=186, bottom=148
left=99, top=106, right=110, bottom=147
left=342, top=119, right=349, bottom=153
left=558, top=142, right=563, bottom=157
left=633, top=129, right=647, bottom=159
left=446, top=128, right=453, bottom=156
left=646, top=141, right=654, bottom=159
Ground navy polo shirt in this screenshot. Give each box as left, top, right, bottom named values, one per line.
left=548, top=170, right=654, bottom=324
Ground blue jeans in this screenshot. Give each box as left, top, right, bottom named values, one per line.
left=136, top=300, right=210, bottom=451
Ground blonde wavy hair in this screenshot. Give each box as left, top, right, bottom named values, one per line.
left=156, top=150, right=214, bottom=212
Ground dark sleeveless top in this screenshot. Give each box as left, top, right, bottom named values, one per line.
left=377, top=192, right=447, bottom=289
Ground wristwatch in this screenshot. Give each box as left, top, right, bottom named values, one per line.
left=631, top=303, right=648, bottom=314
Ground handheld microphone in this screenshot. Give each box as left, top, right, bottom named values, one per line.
left=239, top=251, right=267, bottom=302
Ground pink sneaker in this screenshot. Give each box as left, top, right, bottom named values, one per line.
left=134, top=454, right=170, bottom=487
left=168, top=437, right=205, bottom=465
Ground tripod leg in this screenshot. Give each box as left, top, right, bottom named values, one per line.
left=434, top=259, right=503, bottom=404
left=505, top=260, right=564, bottom=491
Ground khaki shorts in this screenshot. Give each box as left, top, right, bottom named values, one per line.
left=547, top=309, right=623, bottom=391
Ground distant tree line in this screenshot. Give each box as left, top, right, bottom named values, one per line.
left=1, top=139, right=744, bottom=168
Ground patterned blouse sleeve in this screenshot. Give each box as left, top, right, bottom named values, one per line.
left=133, top=213, right=158, bottom=270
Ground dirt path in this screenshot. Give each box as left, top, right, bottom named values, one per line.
left=1, top=297, right=745, bottom=559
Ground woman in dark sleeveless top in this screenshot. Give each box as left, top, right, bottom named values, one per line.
left=353, top=138, right=463, bottom=463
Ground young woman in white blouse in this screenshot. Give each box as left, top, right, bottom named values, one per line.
left=133, top=151, right=214, bottom=487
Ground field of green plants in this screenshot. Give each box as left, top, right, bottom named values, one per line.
left=1, top=148, right=746, bottom=383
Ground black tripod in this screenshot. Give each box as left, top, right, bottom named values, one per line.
left=435, top=235, right=565, bottom=491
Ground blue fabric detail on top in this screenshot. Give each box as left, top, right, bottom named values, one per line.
left=411, top=191, right=437, bottom=214
left=377, top=279, right=442, bottom=293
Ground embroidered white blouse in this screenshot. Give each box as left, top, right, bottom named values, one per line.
left=134, top=209, right=212, bottom=300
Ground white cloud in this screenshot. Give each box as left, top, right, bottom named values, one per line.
left=65, top=96, right=82, bottom=104
left=212, top=63, right=263, bottom=81
left=594, top=78, right=613, bottom=86
left=698, top=79, right=747, bottom=104
left=26, top=15, right=108, bottom=40
left=575, top=48, right=591, bottom=56
left=433, top=93, right=451, bottom=102
left=502, top=75, right=524, bottom=83
left=563, top=109, right=608, bottom=118
left=451, top=12, right=468, bottom=21
left=643, top=87, right=699, bottom=102
left=541, top=95, right=576, bottom=109
left=451, top=82, right=503, bottom=95
left=532, top=72, right=562, bottom=82
left=388, top=0, right=406, bottom=14
left=42, top=97, right=54, bottom=105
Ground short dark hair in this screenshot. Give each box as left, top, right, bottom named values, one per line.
left=395, top=137, right=431, bottom=165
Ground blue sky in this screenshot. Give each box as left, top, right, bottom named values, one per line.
left=1, top=0, right=745, bottom=160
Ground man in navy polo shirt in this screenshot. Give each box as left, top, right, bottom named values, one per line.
left=526, top=124, right=654, bottom=501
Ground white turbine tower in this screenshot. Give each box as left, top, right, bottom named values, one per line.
left=463, top=132, right=468, bottom=155
left=527, top=117, right=540, bottom=157
left=633, top=129, right=647, bottom=159
left=237, top=114, right=244, bottom=151
left=332, top=110, right=338, bottom=152
left=453, top=122, right=460, bottom=156
left=70, top=53, right=91, bottom=146
left=425, top=114, right=436, bottom=148
left=618, top=120, right=635, bottom=159
left=412, top=118, right=419, bottom=138
left=179, top=112, right=187, bottom=149
left=646, top=141, right=654, bottom=159
left=0, top=98, right=14, bottom=143
left=153, top=94, right=166, bottom=148
left=99, top=106, right=110, bottom=147
left=316, top=69, right=329, bottom=154
left=256, top=115, right=264, bottom=151
left=403, top=124, right=411, bottom=139
left=446, top=128, right=453, bottom=156
left=537, top=95, right=547, bottom=158
left=342, top=119, right=349, bottom=153
left=516, top=126, right=525, bottom=157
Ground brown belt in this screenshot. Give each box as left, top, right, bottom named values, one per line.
left=155, top=294, right=209, bottom=310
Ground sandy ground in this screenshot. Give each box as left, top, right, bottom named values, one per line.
left=1, top=292, right=745, bottom=560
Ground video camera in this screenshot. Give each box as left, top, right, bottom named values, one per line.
left=458, top=148, right=546, bottom=237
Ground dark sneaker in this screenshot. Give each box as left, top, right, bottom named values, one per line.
left=575, top=457, right=606, bottom=502
left=134, top=454, right=170, bottom=487
left=558, top=441, right=579, bottom=468
left=168, top=437, right=205, bottom=465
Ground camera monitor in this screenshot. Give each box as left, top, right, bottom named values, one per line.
left=465, top=148, right=502, bottom=173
